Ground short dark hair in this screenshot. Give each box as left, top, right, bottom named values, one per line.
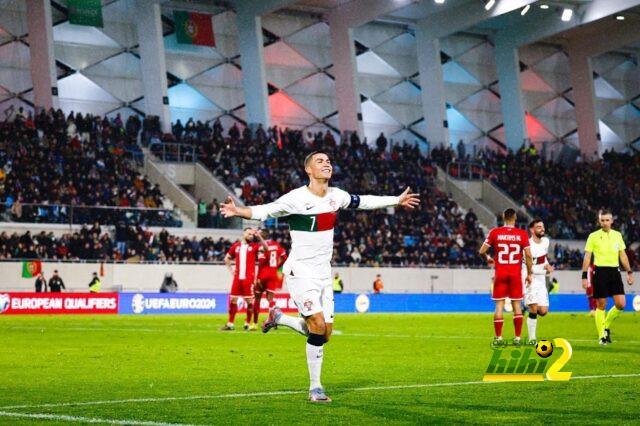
left=503, top=208, right=517, bottom=221
left=304, top=151, right=330, bottom=168
left=243, top=227, right=252, bottom=231
left=599, top=209, right=613, bottom=217
left=529, top=218, right=543, bottom=228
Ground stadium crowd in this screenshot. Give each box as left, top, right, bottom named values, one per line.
left=0, top=224, right=233, bottom=263
left=3, top=106, right=637, bottom=268
left=1, top=226, right=620, bottom=269
left=194, top=124, right=488, bottom=267
left=434, top=144, right=640, bottom=242
left=0, top=107, right=180, bottom=226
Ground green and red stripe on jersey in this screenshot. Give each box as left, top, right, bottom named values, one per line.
left=287, top=211, right=337, bottom=232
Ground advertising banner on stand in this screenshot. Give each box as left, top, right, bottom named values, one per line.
left=118, top=293, right=227, bottom=315
left=0, top=293, right=118, bottom=315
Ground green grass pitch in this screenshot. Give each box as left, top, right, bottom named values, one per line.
left=1, top=312, right=639, bottom=425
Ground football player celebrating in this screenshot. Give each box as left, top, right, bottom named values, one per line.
left=221, top=151, right=419, bottom=402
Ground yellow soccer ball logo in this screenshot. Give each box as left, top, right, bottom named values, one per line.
left=536, top=340, right=554, bottom=358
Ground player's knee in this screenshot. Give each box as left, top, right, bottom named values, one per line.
left=538, top=310, right=547, bottom=317
left=615, top=302, right=625, bottom=310
left=596, top=299, right=607, bottom=309
left=230, top=296, right=238, bottom=304
left=307, top=332, right=327, bottom=347
left=307, top=315, right=326, bottom=335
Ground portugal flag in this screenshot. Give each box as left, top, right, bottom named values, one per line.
left=174, top=11, right=215, bottom=47
left=22, top=260, right=42, bottom=278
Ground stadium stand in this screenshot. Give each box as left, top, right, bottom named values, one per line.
left=197, top=125, right=487, bottom=267
left=0, top=225, right=233, bottom=262
left=0, top=109, right=181, bottom=227
left=434, top=145, right=640, bottom=242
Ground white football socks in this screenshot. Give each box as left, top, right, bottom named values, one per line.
left=277, top=314, right=309, bottom=336
left=527, top=316, right=537, bottom=341
left=306, top=343, right=323, bottom=390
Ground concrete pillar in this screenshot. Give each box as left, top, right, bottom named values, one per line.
left=328, top=18, right=362, bottom=135
left=567, top=52, right=600, bottom=158
left=415, top=26, right=448, bottom=147
left=236, top=8, right=270, bottom=128
left=494, top=39, right=526, bottom=152
left=26, top=0, right=58, bottom=109
left=136, top=1, right=171, bottom=132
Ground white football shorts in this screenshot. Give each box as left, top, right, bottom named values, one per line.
left=285, top=275, right=334, bottom=323
left=524, top=274, right=549, bottom=307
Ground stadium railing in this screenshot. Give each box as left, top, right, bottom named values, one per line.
left=149, top=142, right=197, bottom=163
left=0, top=203, right=183, bottom=227
left=445, top=162, right=490, bottom=180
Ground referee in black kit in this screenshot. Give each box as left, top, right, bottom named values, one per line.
left=581, top=210, right=634, bottom=345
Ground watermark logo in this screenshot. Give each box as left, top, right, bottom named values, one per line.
left=483, top=337, right=573, bottom=382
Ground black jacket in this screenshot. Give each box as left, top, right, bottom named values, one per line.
left=48, top=276, right=65, bottom=292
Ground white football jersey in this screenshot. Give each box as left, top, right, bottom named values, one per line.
left=527, top=237, right=550, bottom=275
left=250, top=186, right=398, bottom=280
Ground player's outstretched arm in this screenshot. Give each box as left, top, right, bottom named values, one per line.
left=220, top=196, right=253, bottom=219
left=221, top=194, right=294, bottom=221
left=397, top=187, right=420, bottom=209
left=350, top=186, right=420, bottom=210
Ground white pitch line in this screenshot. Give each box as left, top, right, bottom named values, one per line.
left=6, top=326, right=640, bottom=344
left=0, top=411, right=203, bottom=426
left=2, top=373, right=639, bottom=411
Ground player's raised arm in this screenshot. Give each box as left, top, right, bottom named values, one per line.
left=220, top=196, right=252, bottom=219
left=220, top=195, right=293, bottom=221
left=344, top=186, right=420, bottom=210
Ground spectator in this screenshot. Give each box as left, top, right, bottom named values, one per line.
left=208, top=199, right=220, bottom=228
left=197, top=199, right=207, bottom=228
left=34, top=273, right=47, bottom=292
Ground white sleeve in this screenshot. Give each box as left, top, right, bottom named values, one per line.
left=249, top=194, right=295, bottom=221
left=336, top=188, right=399, bottom=210
left=357, top=195, right=400, bottom=210
left=544, top=238, right=550, bottom=264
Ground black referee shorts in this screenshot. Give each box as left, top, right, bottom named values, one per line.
left=592, top=266, right=625, bottom=299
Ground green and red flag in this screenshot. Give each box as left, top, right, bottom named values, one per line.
left=68, top=0, right=103, bottom=28
left=22, top=260, right=42, bottom=278
left=173, top=11, right=216, bottom=47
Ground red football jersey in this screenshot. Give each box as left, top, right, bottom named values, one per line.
left=258, top=241, right=287, bottom=274
left=227, top=241, right=261, bottom=281
left=484, top=226, right=530, bottom=275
